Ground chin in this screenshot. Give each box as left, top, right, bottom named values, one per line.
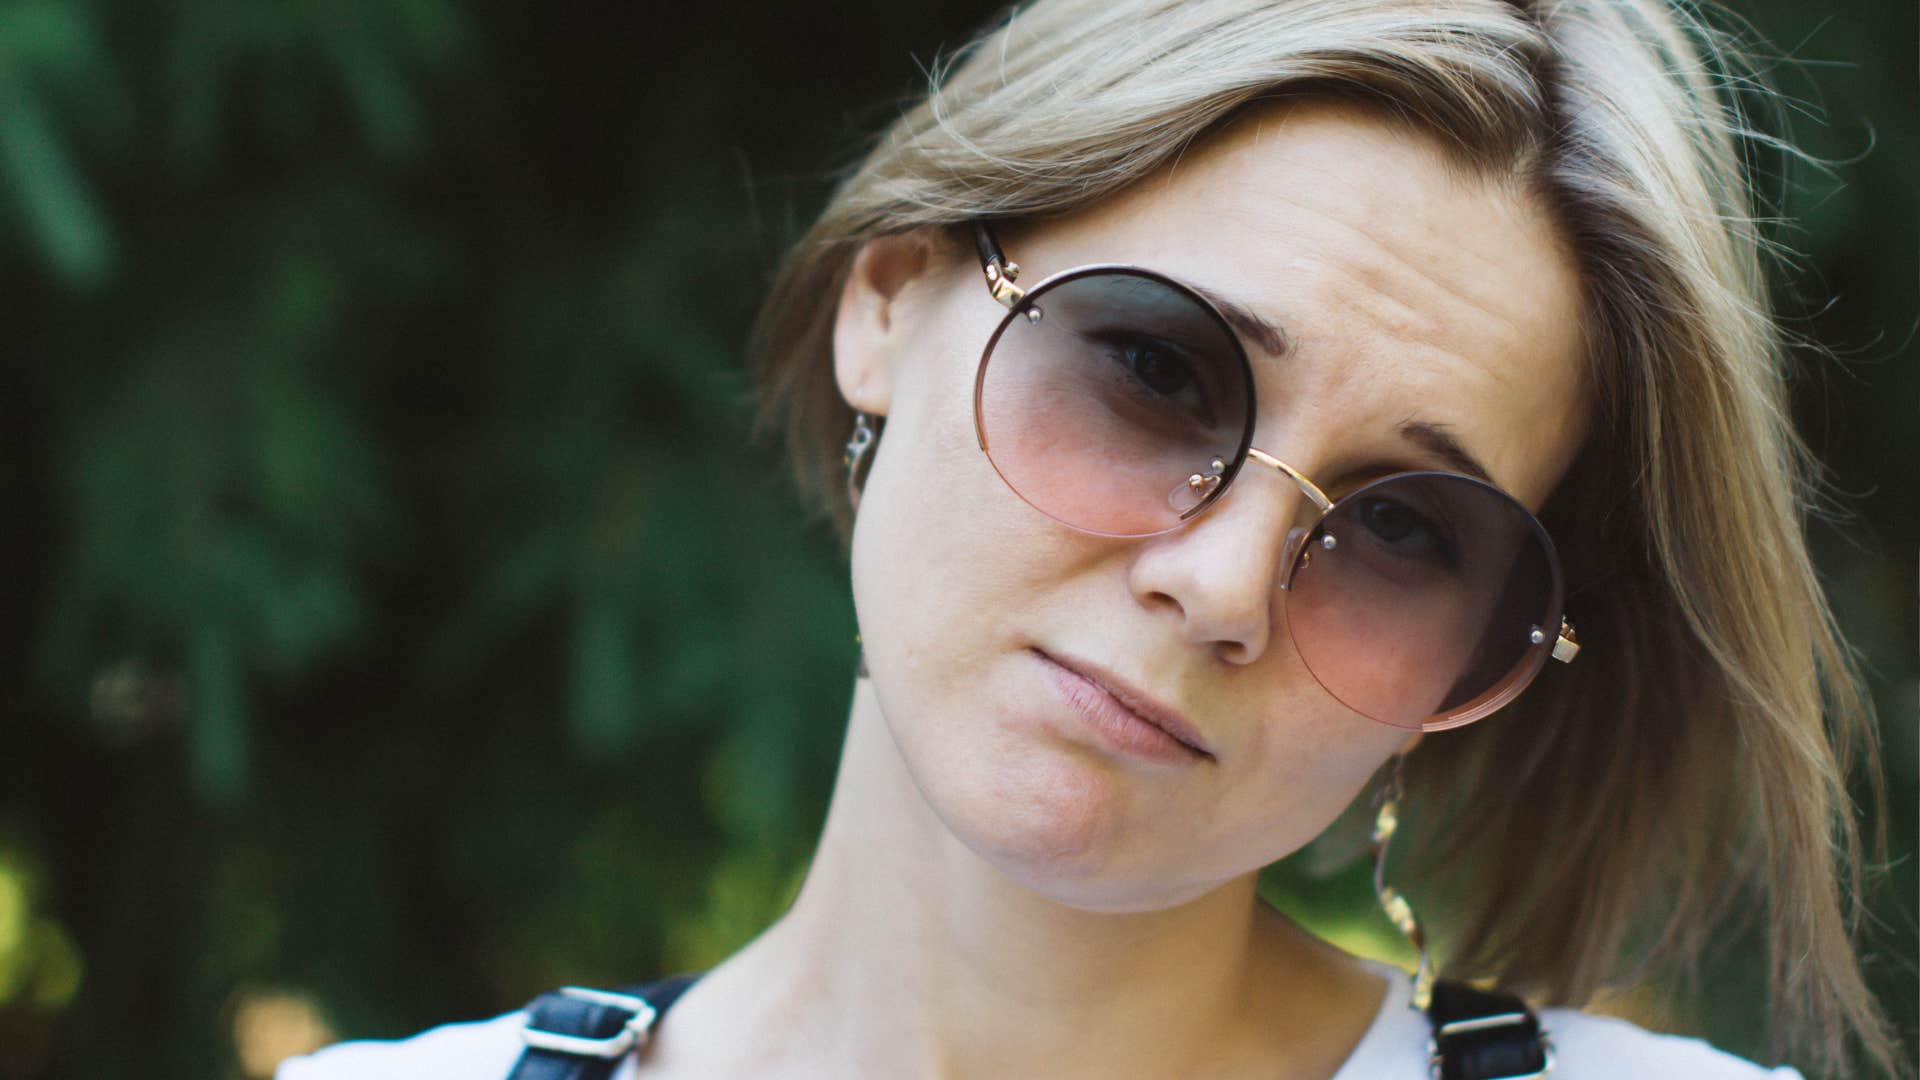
left=932, top=744, right=1203, bottom=912
left=869, top=638, right=1219, bottom=912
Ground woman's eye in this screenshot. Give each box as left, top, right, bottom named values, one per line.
left=1121, top=339, right=1195, bottom=396
left=1357, top=497, right=1453, bottom=559
left=1081, top=328, right=1221, bottom=428
left=1095, top=332, right=1206, bottom=402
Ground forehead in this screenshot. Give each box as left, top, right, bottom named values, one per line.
left=1001, top=100, right=1591, bottom=510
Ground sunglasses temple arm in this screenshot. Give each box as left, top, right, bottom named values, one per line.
left=973, top=222, right=1006, bottom=273
left=973, top=223, right=1026, bottom=307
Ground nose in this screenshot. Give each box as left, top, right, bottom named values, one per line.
left=1245, top=447, right=1334, bottom=591
left=1126, top=446, right=1329, bottom=665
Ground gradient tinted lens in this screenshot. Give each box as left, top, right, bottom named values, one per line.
left=974, top=269, right=1255, bottom=536
left=1285, top=473, right=1561, bottom=730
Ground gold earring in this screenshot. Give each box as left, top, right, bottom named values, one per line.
left=1373, top=754, right=1435, bottom=1009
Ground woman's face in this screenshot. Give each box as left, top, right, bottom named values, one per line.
left=835, top=101, right=1589, bottom=913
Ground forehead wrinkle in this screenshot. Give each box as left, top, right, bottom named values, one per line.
left=1211, top=118, right=1546, bottom=342
left=1177, top=205, right=1549, bottom=416
left=1241, top=187, right=1559, bottom=393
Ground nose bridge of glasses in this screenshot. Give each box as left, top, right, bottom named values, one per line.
left=1245, top=447, right=1332, bottom=513
left=1243, top=447, right=1332, bottom=593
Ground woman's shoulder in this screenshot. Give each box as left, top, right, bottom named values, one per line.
left=1341, top=959, right=1804, bottom=1079
left=274, top=1009, right=556, bottom=1080
left=1535, top=1005, right=1806, bottom=1079
left=280, top=975, right=704, bottom=1079
left=278, top=974, right=1804, bottom=1080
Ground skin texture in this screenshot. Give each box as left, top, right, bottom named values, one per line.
left=640, top=101, right=1591, bottom=1078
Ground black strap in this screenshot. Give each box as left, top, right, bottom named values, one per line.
left=1425, top=978, right=1553, bottom=1080
left=510, top=969, right=1546, bottom=1079
left=507, top=973, right=702, bottom=1080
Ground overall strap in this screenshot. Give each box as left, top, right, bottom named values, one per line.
left=1424, top=978, right=1554, bottom=1080
left=509, top=973, right=701, bottom=1080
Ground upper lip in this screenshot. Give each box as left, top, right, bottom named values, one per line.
left=1036, top=648, right=1215, bottom=759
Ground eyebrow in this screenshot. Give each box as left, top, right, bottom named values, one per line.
left=1191, top=285, right=1289, bottom=357
left=1179, top=283, right=1497, bottom=488
left=1397, top=420, right=1496, bottom=486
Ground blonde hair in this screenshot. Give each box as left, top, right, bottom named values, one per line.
left=749, top=0, right=1901, bottom=1074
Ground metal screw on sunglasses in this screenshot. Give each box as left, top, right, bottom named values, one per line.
left=967, top=223, right=1580, bottom=731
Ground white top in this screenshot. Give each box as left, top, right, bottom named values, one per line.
left=276, top=959, right=1805, bottom=1079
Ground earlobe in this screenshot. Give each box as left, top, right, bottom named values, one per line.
left=832, top=229, right=942, bottom=416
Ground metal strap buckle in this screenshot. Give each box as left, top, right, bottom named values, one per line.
left=1426, top=1016, right=1556, bottom=1080
left=1437, top=1011, right=1534, bottom=1039
left=520, top=986, right=658, bottom=1059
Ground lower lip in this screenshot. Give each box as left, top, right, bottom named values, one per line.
left=1034, top=650, right=1202, bottom=765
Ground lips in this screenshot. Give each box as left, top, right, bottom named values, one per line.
left=1033, top=648, right=1215, bottom=760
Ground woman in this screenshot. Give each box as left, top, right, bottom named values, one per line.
left=282, top=0, right=1902, bottom=1076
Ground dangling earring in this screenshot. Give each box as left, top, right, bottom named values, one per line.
left=844, top=411, right=883, bottom=678
left=1373, top=753, right=1435, bottom=1009
left=844, top=411, right=883, bottom=512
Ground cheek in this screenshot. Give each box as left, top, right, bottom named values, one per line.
left=849, top=358, right=1034, bottom=674
left=1209, top=712, right=1408, bottom=867
left=847, top=339, right=1100, bottom=757
left=1288, top=577, right=1471, bottom=725
left=933, top=722, right=1134, bottom=877
left=845, top=349, right=1199, bottom=901
left=849, top=305, right=1106, bottom=678
left=852, top=502, right=1143, bottom=894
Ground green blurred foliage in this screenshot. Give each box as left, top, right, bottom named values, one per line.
left=0, top=2, right=1910, bottom=1078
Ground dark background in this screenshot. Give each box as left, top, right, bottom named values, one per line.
left=0, top=2, right=1911, bottom=1077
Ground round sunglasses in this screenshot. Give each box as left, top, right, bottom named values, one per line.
left=967, top=223, right=1580, bottom=731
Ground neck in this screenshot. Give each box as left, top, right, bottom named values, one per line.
left=684, top=677, right=1381, bottom=1078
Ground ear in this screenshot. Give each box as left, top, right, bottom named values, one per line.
left=832, top=229, right=943, bottom=416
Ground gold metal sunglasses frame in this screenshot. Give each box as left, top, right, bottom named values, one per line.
left=966, top=222, right=1579, bottom=728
